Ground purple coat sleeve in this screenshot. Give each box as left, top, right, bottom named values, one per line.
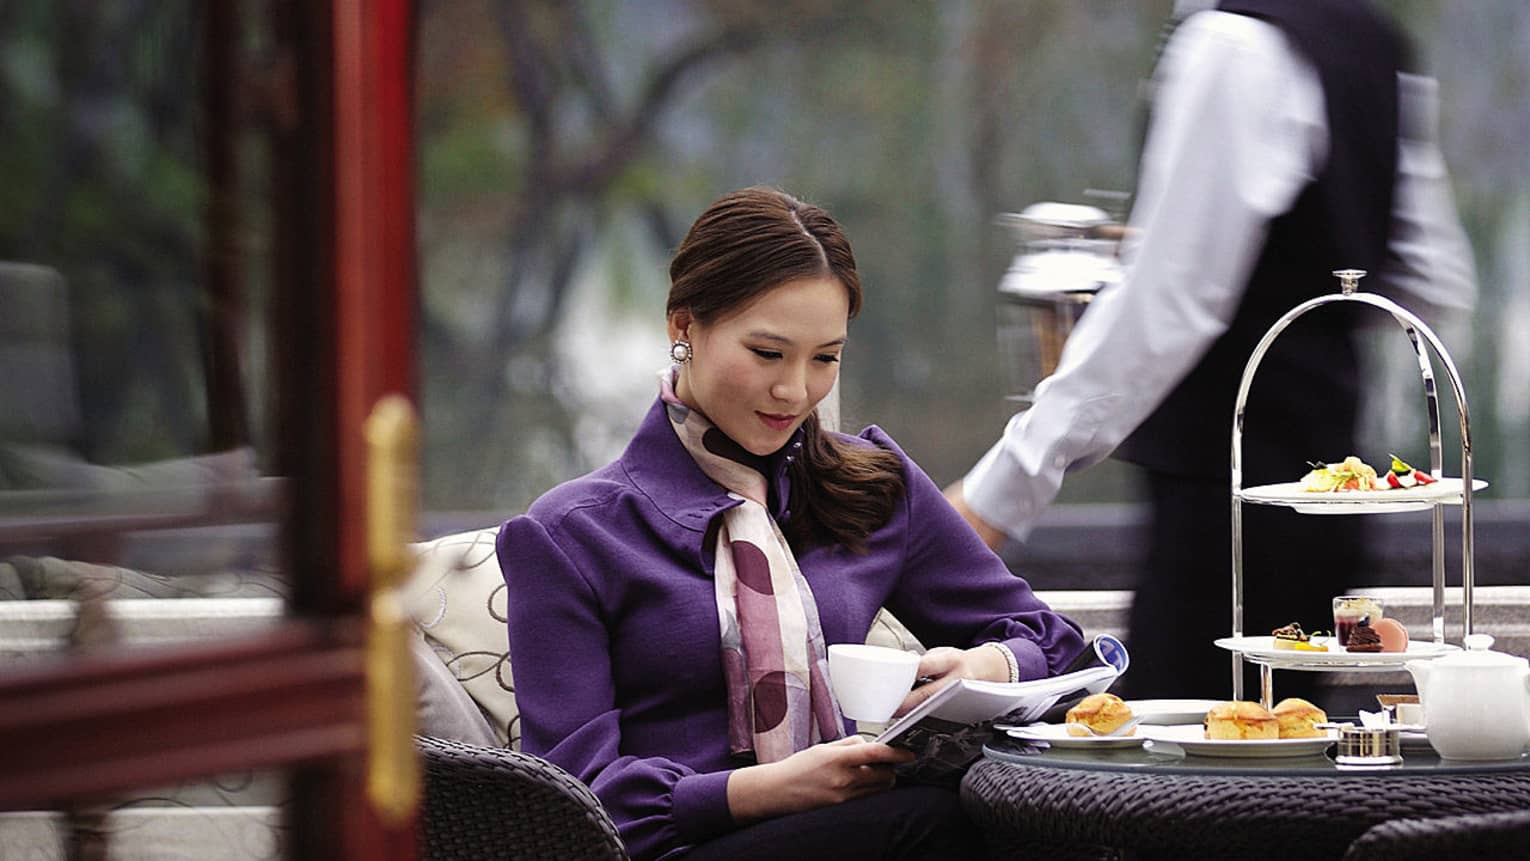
left=865, top=427, right=1088, bottom=679
left=498, top=516, right=735, bottom=861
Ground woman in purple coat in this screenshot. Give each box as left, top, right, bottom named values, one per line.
left=499, top=187, right=1085, bottom=860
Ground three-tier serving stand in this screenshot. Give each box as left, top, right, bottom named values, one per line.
left=1224, top=269, right=1479, bottom=706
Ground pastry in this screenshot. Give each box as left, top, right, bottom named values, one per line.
left=1300, top=456, right=1382, bottom=492
left=1299, top=454, right=1440, bottom=493
left=1272, top=622, right=1305, bottom=648
left=1065, top=692, right=1135, bottom=737
left=1204, top=701, right=1278, bottom=740
left=1334, top=596, right=1384, bottom=623
left=1345, top=621, right=1384, bottom=652
left=1334, top=596, right=1384, bottom=646
left=1371, top=617, right=1410, bottom=653
left=1271, top=697, right=1328, bottom=738
left=1271, top=622, right=1327, bottom=651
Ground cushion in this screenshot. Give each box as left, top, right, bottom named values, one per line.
left=402, top=528, right=519, bottom=748
left=5, top=555, right=284, bottom=600
left=866, top=608, right=924, bottom=654
left=410, top=626, right=499, bottom=747
left=0, top=562, right=23, bottom=600
left=0, top=444, right=257, bottom=493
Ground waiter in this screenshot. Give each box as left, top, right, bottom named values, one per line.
left=946, top=0, right=1476, bottom=700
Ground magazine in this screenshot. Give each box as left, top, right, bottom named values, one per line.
left=876, top=634, right=1128, bottom=785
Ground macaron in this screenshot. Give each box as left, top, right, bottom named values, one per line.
left=1372, top=617, right=1409, bottom=652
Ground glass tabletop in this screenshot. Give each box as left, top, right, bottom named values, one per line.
left=983, top=731, right=1530, bottom=778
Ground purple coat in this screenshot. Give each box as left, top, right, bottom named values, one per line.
left=498, top=398, right=1085, bottom=860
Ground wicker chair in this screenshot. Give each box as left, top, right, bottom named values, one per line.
left=1343, top=808, right=1530, bottom=861
left=418, top=734, right=628, bottom=861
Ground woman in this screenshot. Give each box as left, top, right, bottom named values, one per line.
left=499, top=187, right=1085, bottom=860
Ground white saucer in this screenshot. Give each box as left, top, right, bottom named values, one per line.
left=1214, top=636, right=1457, bottom=667
left=1139, top=724, right=1336, bottom=759
left=1240, top=478, right=1488, bottom=514
left=1004, top=722, right=1144, bottom=750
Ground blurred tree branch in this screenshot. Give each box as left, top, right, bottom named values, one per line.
left=485, top=0, right=875, bottom=352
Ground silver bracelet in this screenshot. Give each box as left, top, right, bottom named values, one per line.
left=983, top=641, right=1020, bottom=683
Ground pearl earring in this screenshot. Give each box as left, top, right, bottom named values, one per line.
left=670, top=339, right=692, bottom=364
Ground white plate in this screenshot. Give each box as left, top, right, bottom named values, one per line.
left=1126, top=699, right=1224, bottom=726
left=1139, top=723, right=1336, bottom=758
left=1215, top=636, right=1458, bottom=666
left=1239, top=478, right=1488, bottom=514
left=1004, top=722, right=1145, bottom=750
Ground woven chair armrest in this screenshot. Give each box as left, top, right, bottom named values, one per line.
left=418, top=735, right=628, bottom=861
left=1344, top=807, right=1530, bottom=861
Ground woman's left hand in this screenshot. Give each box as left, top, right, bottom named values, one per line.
left=891, top=644, right=1010, bottom=717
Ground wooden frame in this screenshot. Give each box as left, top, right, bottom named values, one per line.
left=0, top=1, right=419, bottom=856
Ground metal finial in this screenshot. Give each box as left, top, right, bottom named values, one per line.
left=1332, top=268, right=1367, bottom=295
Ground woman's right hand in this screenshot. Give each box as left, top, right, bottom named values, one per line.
left=726, top=736, right=915, bottom=823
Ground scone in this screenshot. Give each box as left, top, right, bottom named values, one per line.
left=1204, top=701, right=1278, bottom=740
left=1065, top=692, right=1135, bottom=737
left=1272, top=697, right=1328, bottom=738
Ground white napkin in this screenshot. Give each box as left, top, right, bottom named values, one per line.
left=1358, top=709, right=1391, bottom=729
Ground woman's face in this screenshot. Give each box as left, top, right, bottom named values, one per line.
left=671, top=276, right=849, bottom=456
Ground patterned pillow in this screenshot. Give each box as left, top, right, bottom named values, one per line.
left=865, top=608, right=924, bottom=654
left=402, top=528, right=518, bottom=749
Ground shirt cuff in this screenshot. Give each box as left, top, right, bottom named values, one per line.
left=963, top=446, right=1035, bottom=542
left=1001, top=636, right=1049, bottom=682
left=672, top=770, right=736, bottom=845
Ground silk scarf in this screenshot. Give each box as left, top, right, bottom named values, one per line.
left=659, top=369, right=844, bottom=762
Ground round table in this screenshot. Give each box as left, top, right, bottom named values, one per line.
left=961, top=733, right=1530, bottom=860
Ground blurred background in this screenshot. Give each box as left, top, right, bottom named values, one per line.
left=409, top=0, right=1529, bottom=522
left=0, top=2, right=1524, bottom=850
left=1, top=0, right=1526, bottom=556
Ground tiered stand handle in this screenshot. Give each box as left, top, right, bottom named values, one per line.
left=1229, top=269, right=1475, bottom=703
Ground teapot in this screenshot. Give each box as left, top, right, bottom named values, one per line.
left=1406, top=634, right=1530, bottom=760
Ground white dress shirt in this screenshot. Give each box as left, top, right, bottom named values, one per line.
left=961, top=10, right=1477, bottom=541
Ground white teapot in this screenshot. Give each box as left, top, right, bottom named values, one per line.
left=1406, top=633, right=1530, bottom=760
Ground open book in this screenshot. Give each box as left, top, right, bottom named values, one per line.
left=876, top=634, right=1128, bottom=784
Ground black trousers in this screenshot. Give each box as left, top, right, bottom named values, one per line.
left=1120, top=470, right=1368, bottom=707
left=680, top=784, right=987, bottom=861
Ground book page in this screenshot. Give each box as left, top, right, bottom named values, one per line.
left=876, top=663, right=1118, bottom=746
left=875, top=634, right=1129, bottom=750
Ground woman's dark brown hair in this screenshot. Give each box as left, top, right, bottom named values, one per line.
left=668, top=187, right=905, bottom=553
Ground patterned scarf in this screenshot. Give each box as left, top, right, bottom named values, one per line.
left=659, top=369, right=844, bottom=762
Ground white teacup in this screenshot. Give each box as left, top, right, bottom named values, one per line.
left=827, top=644, right=920, bottom=723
